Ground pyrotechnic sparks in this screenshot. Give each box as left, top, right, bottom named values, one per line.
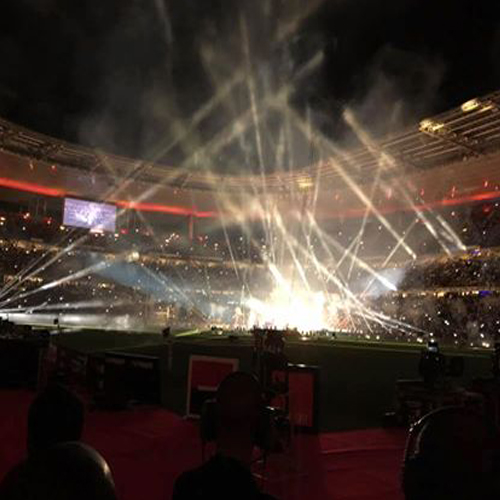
left=1, top=1, right=498, bottom=351
left=246, top=287, right=339, bottom=332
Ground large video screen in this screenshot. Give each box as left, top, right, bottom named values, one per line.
left=63, top=198, right=117, bottom=232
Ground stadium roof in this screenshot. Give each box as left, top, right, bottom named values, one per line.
left=0, top=90, right=500, bottom=193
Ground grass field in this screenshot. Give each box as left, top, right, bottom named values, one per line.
left=53, top=330, right=493, bottom=431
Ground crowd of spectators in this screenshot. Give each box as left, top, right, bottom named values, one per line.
left=3, top=201, right=500, bottom=340
left=0, top=319, right=44, bottom=340
left=399, top=252, right=500, bottom=290
left=0, top=210, right=261, bottom=263
left=0, top=241, right=150, bottom=317
left=366, top=250, right=500, bottom=346
left=0, top=235, right=254, bottom=326
left=4, top=199, right=500, bottom=267
left=369, top=291, right=500, bottom=347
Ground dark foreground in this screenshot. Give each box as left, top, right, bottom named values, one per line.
left=0, top=389, right=407, bottom=500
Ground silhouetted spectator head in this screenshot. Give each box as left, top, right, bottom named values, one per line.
left=27, top=384, right=84, bottom=456
left=216, top=371, right=262, bottom=438
left=173, top=453, right=273, bottom=500
left=174, top=373, right=275, bottom=499
left=12, top=442, right=116, bottom=500
left=402, top=406, right=500, bottom=500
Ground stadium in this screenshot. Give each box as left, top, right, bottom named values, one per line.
left=1, top=91, right=500, bottom=340
left=2, top=3, right=500, bottom=500
left=1, top=88, right=499, bottom=419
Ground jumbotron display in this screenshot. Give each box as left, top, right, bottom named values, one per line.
left=63, top=197, right=117, bottom=232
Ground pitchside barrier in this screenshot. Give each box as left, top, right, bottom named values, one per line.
left=0, top=338, right=46, bottom=389
left=103, top=351, right=161, bottom=409
left=471, top=377, right=500, bottom=432
left=86, top=353, right=105, bottom=396
left=37, top=342, right=58, bottom=389
left=40, top=345, right=161, bottom=409
left=55, top=346, right=88, bottom=391
left=394, top=379, right=480, bottom=424
left=41, top=344, right=98, bottom=395
left=186, top=355, right=239, bottom=417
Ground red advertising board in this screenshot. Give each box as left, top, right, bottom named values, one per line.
left=271, top=364, right=320, bottom=432
left=186, top=355, right=239, bottom=417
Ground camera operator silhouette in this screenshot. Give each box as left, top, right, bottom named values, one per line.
left=173, top=371, right=277, bottom=499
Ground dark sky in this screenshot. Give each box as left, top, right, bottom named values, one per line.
left=1, top=0, right=499, bottom=173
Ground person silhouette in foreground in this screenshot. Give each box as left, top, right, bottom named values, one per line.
left=402, top=406, right=500, bottom=500
left=173, top=371, right=277, bottom=500
left=5, top=442, right=117, bottom=500
left=0, top=383, right=85, bottom=497
left=26, top=382, right=85, bottom=455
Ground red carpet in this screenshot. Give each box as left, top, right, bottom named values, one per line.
left=0, top=390, right=406, bottom=500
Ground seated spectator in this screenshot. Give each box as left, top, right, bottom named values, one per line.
left=173, top=371, right=277, bottom=499
left=402, top=406, right=500, bottom=500
left=4, top=442, right=116, bottom=500
left=0, top=384, right=84, bottom=496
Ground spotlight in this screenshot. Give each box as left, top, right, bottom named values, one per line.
left=128, top=251, right=140, bottom=262
left=461, top=99, right=480, bottom=113
left=419, top=119, right=445, bottom=133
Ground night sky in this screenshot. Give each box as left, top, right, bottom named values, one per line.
left=1, top=0, right=499, bottom=173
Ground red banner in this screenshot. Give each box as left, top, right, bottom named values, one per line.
left=186, top=355, right=239, bottom=417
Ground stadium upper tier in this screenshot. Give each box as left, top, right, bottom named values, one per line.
left=1, top=91, right=500, bottom=194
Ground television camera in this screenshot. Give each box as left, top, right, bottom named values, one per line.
left=419, top=340, right=464, bottom=388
